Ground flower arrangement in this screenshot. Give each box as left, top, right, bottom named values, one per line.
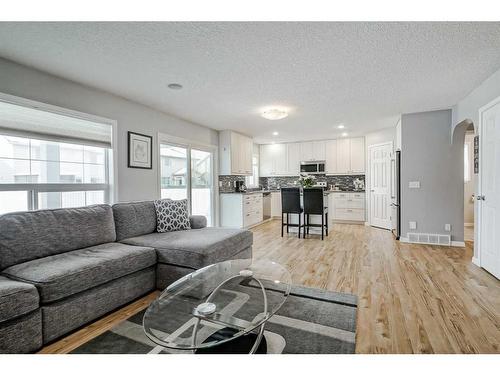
left=298, top=173, right=316, bottom=188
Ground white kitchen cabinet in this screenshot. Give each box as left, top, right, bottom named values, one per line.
left=260, top=137, right=365, bottom=176
left=312, top=141, right=326, bottom=161
left=270, top=192, right=282, bottom=217
left=349, top=137, right=365, bottom=173
left=336, top=138, right=351, bottom=173
left=299, top=141, right=325, bottom=161
left=219, top=130, right=253, bottom=175
left=325, top=140, right=338, bottom=173
left=330, top=192, right=365, bottom=222
left=300, top=142, right=314, bottom=161
left=220, top=193, right=263, bottom=228
left=286, top=143, right=301, bottom=175
left=259, top=144, right=287, bottom=176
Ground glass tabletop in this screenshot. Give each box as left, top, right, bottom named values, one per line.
left=143, top=259, right=291, bottom=351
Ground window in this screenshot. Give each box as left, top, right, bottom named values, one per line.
left=0, top=96, right=114, bottom=214
left=245, top=154, right=259, bottom=188
left=464, top=143, right=471, bottom=183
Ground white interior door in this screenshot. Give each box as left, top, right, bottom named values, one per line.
left=479, top=100, right=500, bottom=279
left=369, top=142, right=392, bottom=229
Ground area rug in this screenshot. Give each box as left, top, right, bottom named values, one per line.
left=70, top=285, right=357, bottom=354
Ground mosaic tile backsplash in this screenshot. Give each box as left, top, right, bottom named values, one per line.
left=260, top=175, right=365, bottom=191
left=219, top=174, right=365, bottom=192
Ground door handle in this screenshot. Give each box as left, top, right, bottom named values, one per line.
left=476, top=195, right=486, bottom=201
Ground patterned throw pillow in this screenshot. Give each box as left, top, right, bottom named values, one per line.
left=154, top=199, right=191, bottom=232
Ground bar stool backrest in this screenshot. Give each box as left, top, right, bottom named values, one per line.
left=281, top=187, right=301, bottom=214
left=303, top=188, right=324, bottom=215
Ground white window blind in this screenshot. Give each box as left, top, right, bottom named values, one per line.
left=0, top=100, right=112, bottom=148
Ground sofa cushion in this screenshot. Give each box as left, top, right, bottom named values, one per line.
left=121, top=227, right=253, bottom=269
left=154, top=199, right=191, bottom=232
left=2, top=243, right=156, bottom=303
left=0, top=204, right=116, bottom=270
left=112, top=201, right=157, bottom=241
left=0, top=276, right=39, bottom=323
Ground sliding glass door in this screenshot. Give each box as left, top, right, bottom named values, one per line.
left=159, top=140, right=215, bottom=226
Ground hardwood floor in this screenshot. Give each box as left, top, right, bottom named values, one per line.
left=40, top=221, right=499, bottom=354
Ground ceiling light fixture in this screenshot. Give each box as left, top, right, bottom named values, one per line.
left=341, top=132, right=348, bottom=137
left=337, top=124, right=345, bottom=129
left=272, top=131, right=279, bottom=136
left=168, top=83, right=183, bottom=90
left=261, top=108, right=288, bottom=121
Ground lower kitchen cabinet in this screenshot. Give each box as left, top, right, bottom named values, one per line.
left=329, top=192, right=365, bottom=223
left=220, top=193, right=263, bottom=228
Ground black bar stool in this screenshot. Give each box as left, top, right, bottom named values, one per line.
left=303, top=188, right=328, bottom=240
left=280, top=187, right=303, bottom=238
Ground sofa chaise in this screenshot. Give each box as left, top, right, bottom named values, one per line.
left=0, top=201, right=253, bottom=353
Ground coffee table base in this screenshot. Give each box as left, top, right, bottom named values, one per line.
left=195, top=328, right=267, bottom=354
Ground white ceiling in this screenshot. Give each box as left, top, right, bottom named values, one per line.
left=1, top=22, right=500, bottom=144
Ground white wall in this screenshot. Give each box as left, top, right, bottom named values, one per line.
left=452, top=66, right=500, bottom=134
left=364, top=126, right=396, bottom=226
left=0, top=58, right=219, bottom=202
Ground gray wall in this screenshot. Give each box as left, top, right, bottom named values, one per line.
left=0, top=58, right=219, bottom=202
left=401, top=109, right=464, bottom=242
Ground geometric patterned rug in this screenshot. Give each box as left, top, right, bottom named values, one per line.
left=70, top=285, right=357, bottom=354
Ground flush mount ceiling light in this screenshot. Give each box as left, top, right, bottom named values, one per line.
left=261, top=108, right=288, bottom=120
left=167, top=83, right=183, bottom=90
left=337, top=124, right=345, bottom=129
left=341, top=132, right=348, bottom=137
left=272, top=131, right=279, bottom=136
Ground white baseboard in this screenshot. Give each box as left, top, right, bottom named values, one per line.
left=364, top=221, right=370, bottom=226
left=451, top=241, right=466, bottom=247
left=399, top=237, right=409, bottom=243
left=464, top=223, right=474, bottom=227
left=472, top=256, right=480, bottom=266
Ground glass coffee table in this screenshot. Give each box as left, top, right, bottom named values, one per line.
left=143, top=259, right=291, bottom=354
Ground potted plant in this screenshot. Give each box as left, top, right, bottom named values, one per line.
left=298, top=173, right=316, bottom=188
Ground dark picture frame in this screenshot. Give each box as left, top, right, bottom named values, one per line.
left=127, top=131, right=153, bottom=169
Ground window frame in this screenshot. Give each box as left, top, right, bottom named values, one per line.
left=0, top=92, right=118, bottom=211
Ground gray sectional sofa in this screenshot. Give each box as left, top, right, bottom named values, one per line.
left=0, top=200, right=253, bottom=353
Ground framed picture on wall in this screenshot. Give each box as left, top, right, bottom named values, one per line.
left=128, top=131, right=152, bottom=169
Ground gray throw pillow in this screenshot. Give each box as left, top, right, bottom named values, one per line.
left=154, top=198, right=191, bottom=232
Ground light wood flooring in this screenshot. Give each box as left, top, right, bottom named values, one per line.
left=40, top=221, right=499, bottom=354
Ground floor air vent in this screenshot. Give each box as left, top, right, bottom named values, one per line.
left=407, top=233, right=451, bottom=246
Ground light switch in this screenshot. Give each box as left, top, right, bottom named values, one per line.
left=409, top=181, right=420, bottom=189
left=409, top=221, right=417, bottom=230
left=445, top=224, right=451, bottom=232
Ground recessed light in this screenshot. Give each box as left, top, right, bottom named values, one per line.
left=261, top=108, right=288, bottom=120
left=272, top=131, right=279, bottom=136
left=341, top=132, right=348, bottom=137
left=337, top=124, right=345, bottom=129
left=168, top=83, right=183, bottom=90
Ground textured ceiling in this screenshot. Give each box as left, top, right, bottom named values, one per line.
left=1, top=22, right=500, bottom=143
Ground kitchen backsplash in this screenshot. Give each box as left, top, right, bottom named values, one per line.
left=219, top=175, right=246, bottom=193
left=219, top=174, right=365, bottom=192
left=260, top=175, right=365, bottom=191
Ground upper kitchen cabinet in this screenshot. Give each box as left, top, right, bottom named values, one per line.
left=349, top=137, right=365, bottom=173
left=325, top=139, right=338, bottom=173
left=334, top=137, right=365, bottom=174
left=259, top=143, right=287, bottom=176
left=287, top=143, right=301, bottom=175
left=300, top=141, right=325, bottom=161
left=219, top=130, right=253, bottom=175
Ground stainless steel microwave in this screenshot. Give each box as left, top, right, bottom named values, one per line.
left=300, top=161, right=325, bottom=174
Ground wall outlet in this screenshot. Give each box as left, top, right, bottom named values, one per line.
left=445, top=224, right=451, bottom=232
left=409, top=221, right=417, bottom=230
left=219, top=181, right=223, bottom=188
left=409, top=181, right=420, bottom=189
